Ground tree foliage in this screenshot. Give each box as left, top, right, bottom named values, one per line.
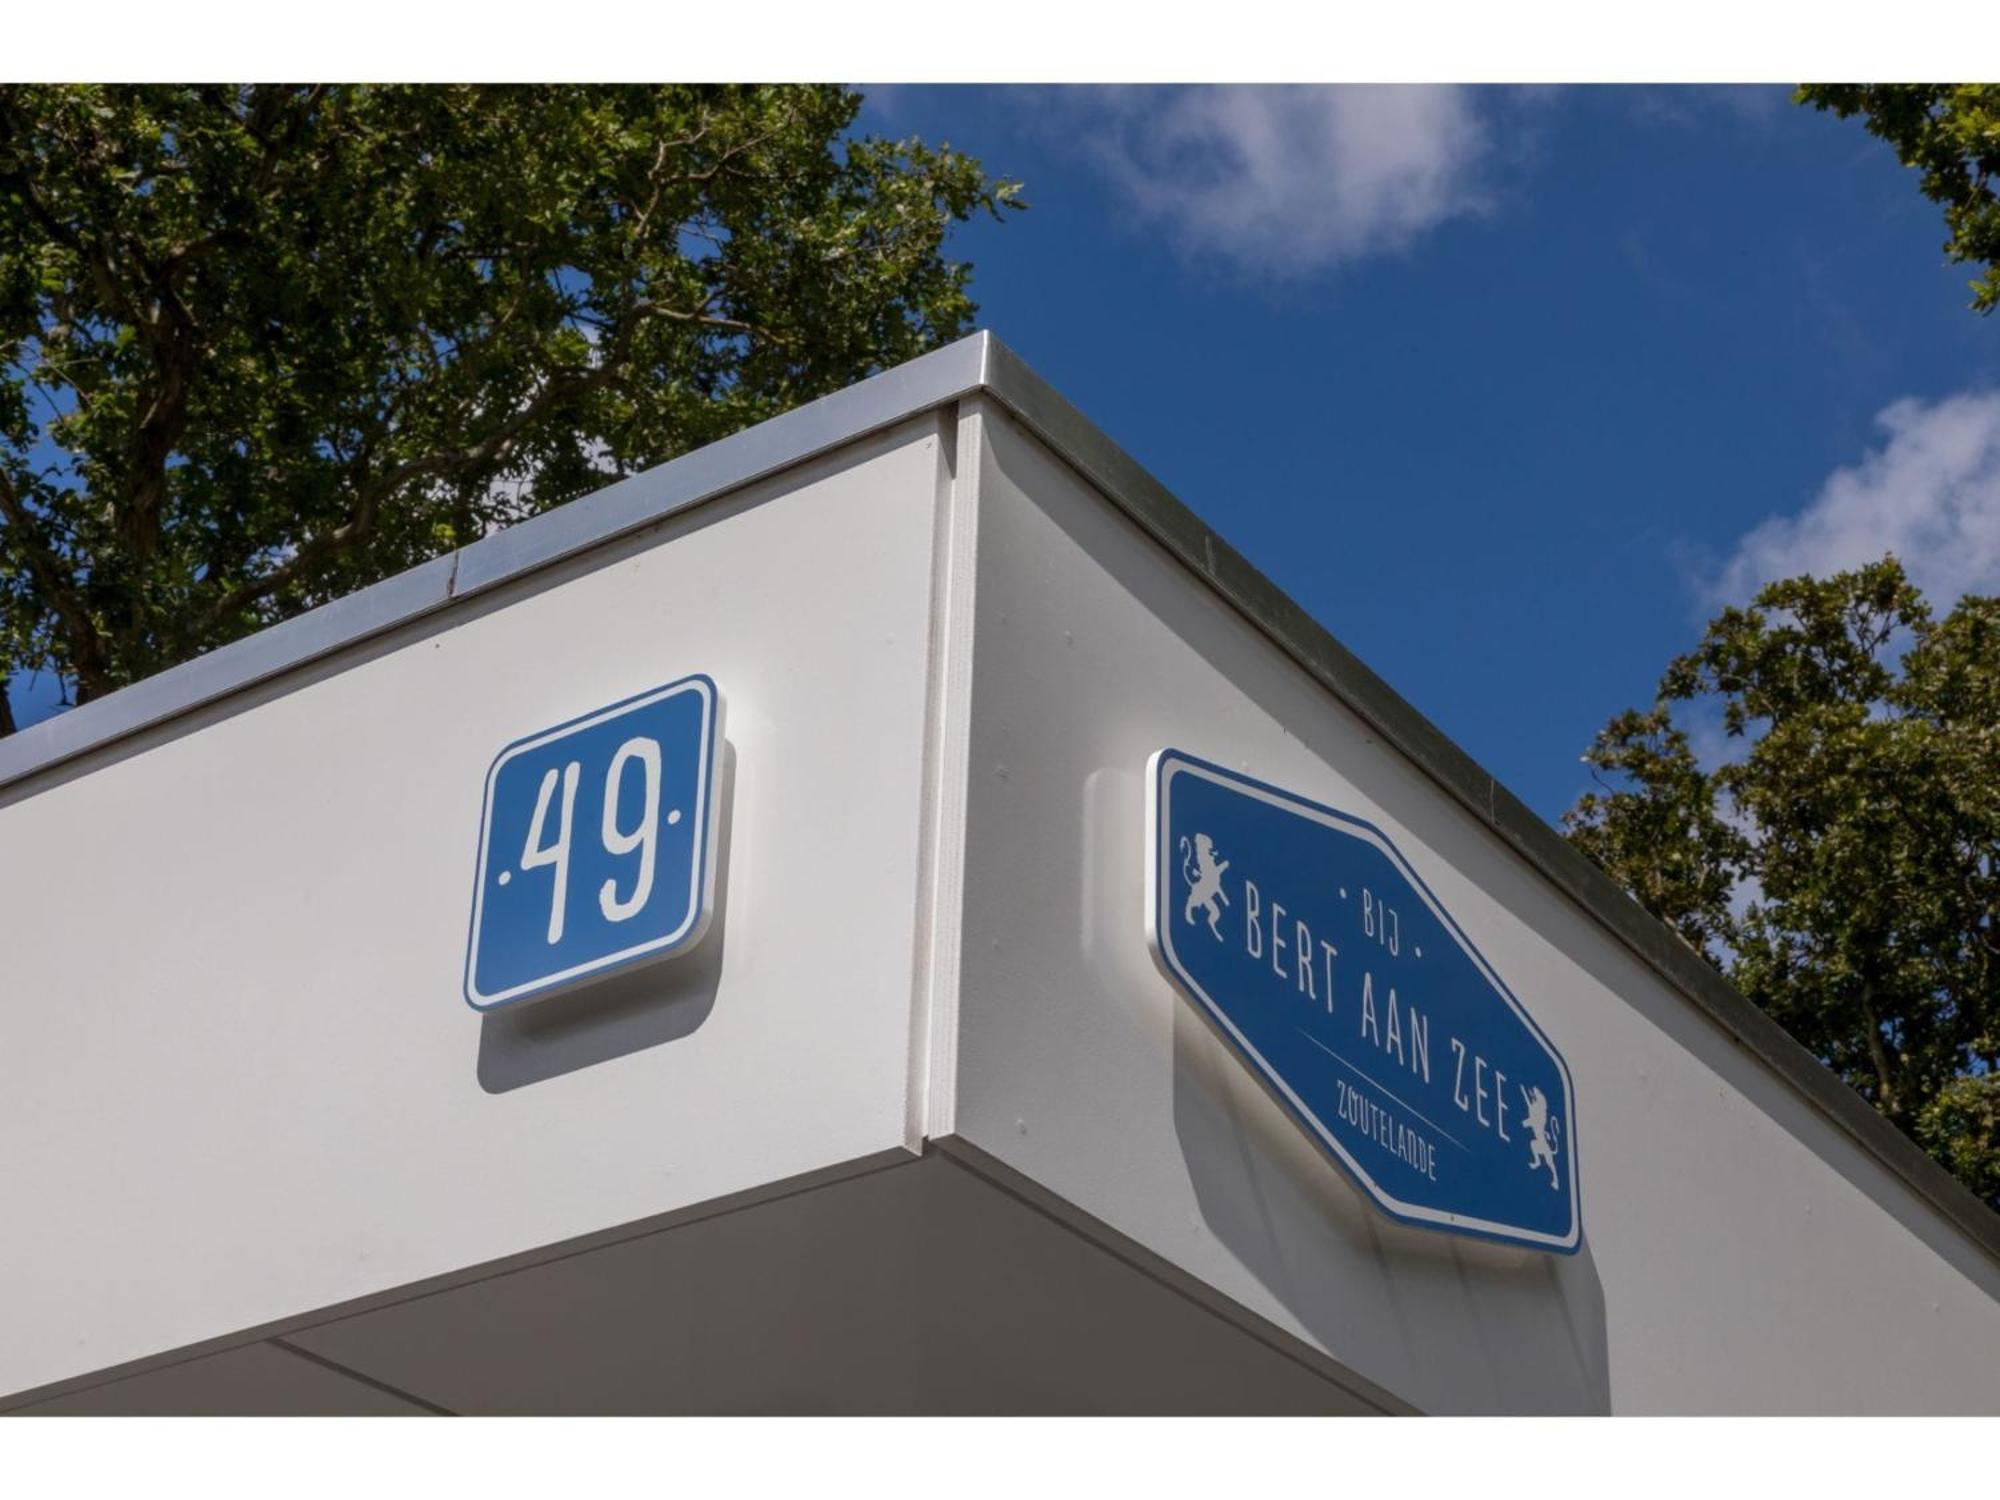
left=0, top=85, right=1020, bottom=722
left=1566, top=559, right=2000, bottom=1209
left=1798, top=84, right=2000, bottom=314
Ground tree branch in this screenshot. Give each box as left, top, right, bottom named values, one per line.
left=196, top=278, right=782, bottom=629
left=0, top=102, right=146, bottom=331
left=0, top=469, right=112, bottom=698
left=629, top=299, right=789, bottom=346
left=196, top=357, right=622, bottom=628
left=1858, top=985, right=1903, bottom=1123
left=0, top=104, right=196, bottom=560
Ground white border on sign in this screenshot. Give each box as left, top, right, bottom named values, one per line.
left=463, top=674, right=724, bottom=1012
left=1144, top=748, right=1582, bottom=1253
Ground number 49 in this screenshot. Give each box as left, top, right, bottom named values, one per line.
left=518, top=736, right=664, bottom=944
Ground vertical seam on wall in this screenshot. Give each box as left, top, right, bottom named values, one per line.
left=908, top=398, right=986, bottom=1148
left=903, top=402, right=975, bottom=1150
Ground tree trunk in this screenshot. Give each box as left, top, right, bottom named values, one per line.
left=1858, top=986, right=1903, bottom=1125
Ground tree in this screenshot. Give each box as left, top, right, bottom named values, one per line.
left=1798, top=84, right=2000, bottom=313
left=0, top=85, right=1021, bottom=724
left=1565, top=559, right=2000, bottom=1209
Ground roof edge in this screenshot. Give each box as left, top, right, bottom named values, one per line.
left=0, top=332, right=993, bottom=792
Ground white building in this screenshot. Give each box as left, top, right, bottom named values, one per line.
left=3, top=334, right=1997, bottom=1414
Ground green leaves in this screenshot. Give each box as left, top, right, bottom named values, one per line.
left=1567, top=558, right=2000, bottom=1209
left=1563, top=706, right=1750, bottom=958
left=1919, top=1075, right=2000, bottom=1203
left=1798, top=84, right=2000, bottom=314
left=0, top=85, right=1022, bottom=705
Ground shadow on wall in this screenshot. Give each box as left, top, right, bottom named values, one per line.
left=476, top=744, right=736, bottom=1093
left=1171, top=1002, right=1612, bottom=1414
left=1079, top=760, right=1611, bottom=1412
left=979, top=421, right=1616, bottom=1414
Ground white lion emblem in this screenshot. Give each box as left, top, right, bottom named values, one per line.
left=1520, top=1084, right=1562, bottom=1190
left=1180, top=832, right=1230, bottom=940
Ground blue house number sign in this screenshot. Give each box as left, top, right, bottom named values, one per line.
left=465, top=675, right=722, bottom=1011
left=1148, top=750, right=1580, bottom=1252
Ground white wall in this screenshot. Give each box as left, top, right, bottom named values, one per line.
left=0, top=416, right=952, bottom=1397
left=945, top=396, right=2000, bottom=1414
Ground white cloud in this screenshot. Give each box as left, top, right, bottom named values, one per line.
left=1062, top=86, right=1492, bottom=278
left=1713, top=391, right=2000, bottom=608
left=1627, top=84, right=1788, bottom=129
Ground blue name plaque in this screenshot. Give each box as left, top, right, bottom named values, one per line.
left=1148, top=750, right=1580, bottom=1252
left=465, top=675, right=722, bottom=1011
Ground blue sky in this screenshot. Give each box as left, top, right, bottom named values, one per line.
left=858, top=84, right=2000, bottom=822
left=13, top=85, right=1999, bottom=827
